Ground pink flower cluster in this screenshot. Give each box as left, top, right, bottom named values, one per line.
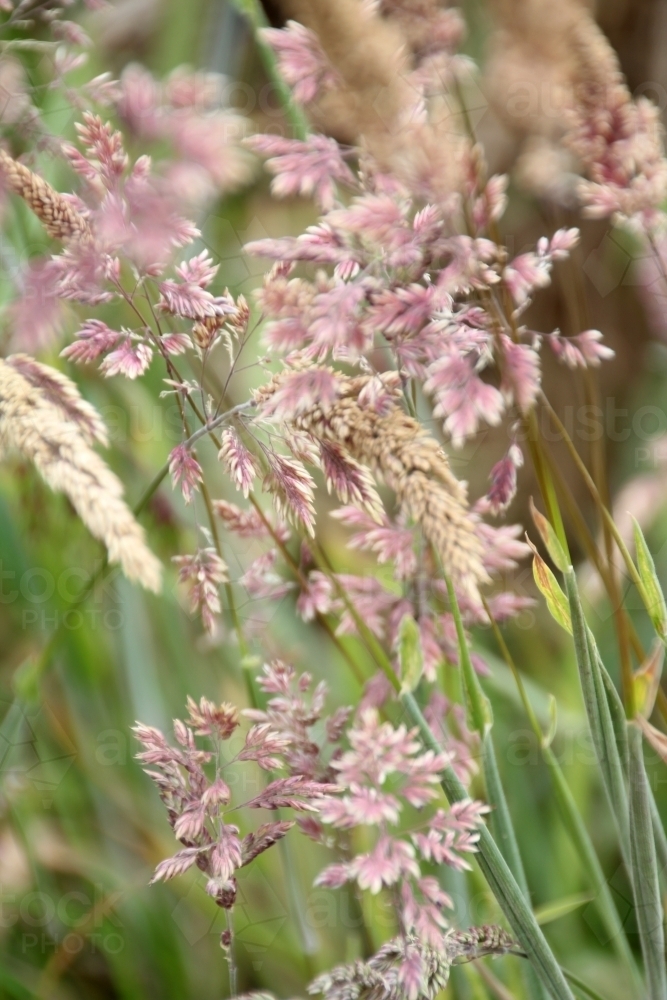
left=260, top=20, right=340, bottom=107
left=247, top=165, right=587, bottom=452
left=136, top=667, right=492, bottom=997
left=310, top=706, right=488, bottom=949
left=133, top=691, right=335, bottom=923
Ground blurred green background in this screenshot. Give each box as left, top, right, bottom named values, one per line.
left=0, top=1, right=665, bottom=998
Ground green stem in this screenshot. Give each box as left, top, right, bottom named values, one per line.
left=561, top=968, right=612, bottom=1000
left=484, top=606, right=643, bottom=990
left=448, top=578, right=545, bottom=1000
left=402, top=692, right=575, bottom=1000
left=628, top=723, right=666, bottom=1000
left=445, top=574, right=489, bottom=734
left=230, top=0, right=310, bottom=140
left=565, top=570, right=630, bottom=861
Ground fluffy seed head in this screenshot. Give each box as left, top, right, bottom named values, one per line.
left=256, top=369, right=489, bottom=601
left=0, top=356, right=161, bottom=591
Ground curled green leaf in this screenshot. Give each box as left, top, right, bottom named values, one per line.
left=632, top=516, right=667, bottom=641
left=530, top=498, right=569, bottom=572
left=528, top=538, right=572, bottom=635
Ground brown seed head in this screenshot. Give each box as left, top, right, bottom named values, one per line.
left=0, top=148, right=91, bottom=243
left=257, top=369, right=489, bottom=600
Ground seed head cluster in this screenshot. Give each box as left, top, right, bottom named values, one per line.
left=256, top=369, right=489, bottom=601
left=0, top=149, right=91, bottom=243
left=0, top=356, right=161, bottom=592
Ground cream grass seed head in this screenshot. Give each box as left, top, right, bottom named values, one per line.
left=0, top=356, right=161, bottom=592
left=256, top=368, right=489, bottom=602
left=0, top=149, right=91, bottom=244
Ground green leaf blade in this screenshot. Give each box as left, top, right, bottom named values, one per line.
left=531, top=545, right=572, bottom=635
left=633, top=516, right=667, bottom=641
left=628, top=723, right=667, bottom=1000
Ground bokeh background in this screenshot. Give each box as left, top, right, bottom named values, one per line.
left=0, top=1, right=666, bottom=997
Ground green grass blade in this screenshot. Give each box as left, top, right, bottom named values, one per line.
left=541, top=742, right=643, bottom=990
left=482, top=731, right=529, bottom=896
left=532, top=547, right=573, bottom=635
left=534, top=893, right=594, bottom=926
left=564, top=569, right=630, bottom=859
left=402, top=692, right=576, bottom=1000
left=628, top=723, right=666, bottom=1000
left=530, top=499, right=569, bottom=572
left=485, top=601, right=642, bottom=989
left=632, top=517, right=667, bottom=642
left=561, top=967, right=612, bottom=1000
left=482, top=732, right=549, bottom=1000
left=649, top=790, right=667, bottom=875
left=596, top=651, right=630, bottom=778
left=586, top=628, right=630, bottom=852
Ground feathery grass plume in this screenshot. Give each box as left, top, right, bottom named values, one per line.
left=256, top=368, right=488, bottom=601
left=0, top=355, right=162, bottom=592
left=261, top=0, right=414, bottom=148
left=486, top=0, right=667, bottom=222
left=260, top=0, right=471, bottom=202
left=0, top=148, right=91, bottom=243
left=563, top=7, right=667, bottom=225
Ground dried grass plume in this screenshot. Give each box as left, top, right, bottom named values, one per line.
left=0, top=355, right=162, bottom=592
left=256, top=368, right=489, bottom=601
left=0, top=148, right=90, bottom=242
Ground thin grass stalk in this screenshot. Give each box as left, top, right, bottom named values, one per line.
left=649, top=792, right=667, bottom=874
left=460, top=965, right=490, bottom=1000
left=561, top=968, right=611, bottom=1000
left=475, top=964, right=517, bottom=1000
left=628, top=723, right=666, bottom=1000
left=543, top=399, right=649, bottom=658
left=524, top=410, right=570, bottom=558
left=446, top=577, right=531, bottom=896
left=240, top=500, right=366, bottom=685
left=484, top=606, right=643, bottom=989
left=311, top=540, right=401, bottom=688
left=230, top=0, right=310, bottom=140
left=564, top=569, right=631, bottom=859
left=402, top=690, right=575, bottom=1000
left=448, top=574, right=546, bottom=1000
left=580, top=358, right=635, bottom=707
